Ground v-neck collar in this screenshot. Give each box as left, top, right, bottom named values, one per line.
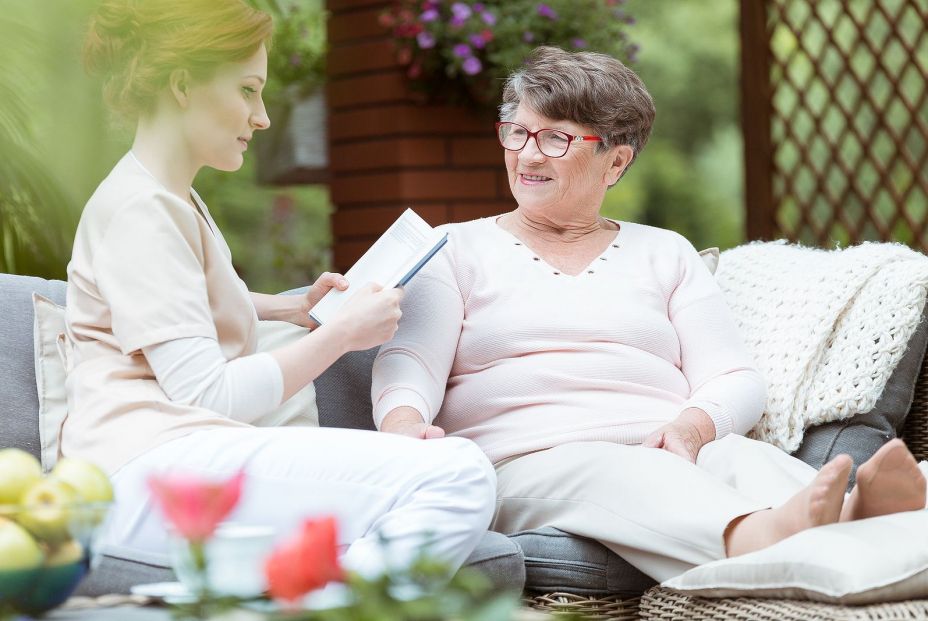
left=491, top=215, right=622, bottom=277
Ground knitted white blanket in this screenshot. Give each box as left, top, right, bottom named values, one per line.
left=715, top=241, right=928, bottom=453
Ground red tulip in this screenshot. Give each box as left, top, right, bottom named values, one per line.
left=265, top=516, right=344, bottom=603
left=147, top=470, right=245, bottom=543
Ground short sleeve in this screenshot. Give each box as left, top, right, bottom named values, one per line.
left=94, top=192, right=217, bottom=354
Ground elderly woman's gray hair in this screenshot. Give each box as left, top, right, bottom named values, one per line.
left=500, top=46, right=656, bottom=166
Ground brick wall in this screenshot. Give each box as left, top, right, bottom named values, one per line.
left=327, top=0, right=516, bottom=271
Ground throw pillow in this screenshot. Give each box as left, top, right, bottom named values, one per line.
left=661, top=505, right=928, bottom=605
left=32, top=294, right=68, bottom=472
left=698, top=247, right=720, bottom=275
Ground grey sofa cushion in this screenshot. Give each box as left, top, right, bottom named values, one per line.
left=76, top=530, right=524, bottom=597
left=794, top=310, right=928, bottom=488
left=511, top=527, right=656, bottom=597
left=0, top=274, right=66, bottom=461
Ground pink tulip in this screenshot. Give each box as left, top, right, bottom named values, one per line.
left=266, top=516, right=344, bottom=603
left=148, top=470, right=245, bottom=542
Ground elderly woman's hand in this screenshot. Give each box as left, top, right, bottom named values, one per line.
left=642, top=408, right=716, bottom=463
left=381, top=407, right=446, bottom=440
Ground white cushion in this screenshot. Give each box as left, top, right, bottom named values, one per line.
left=33, top=293, right=67, bottom=472
left=699, top=247, right=720, bottom=275
left=252, top=320, right=319, bottom=428
left=662, top=506, right=928, bottom=605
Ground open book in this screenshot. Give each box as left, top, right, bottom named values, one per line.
left=309, top=208, right=448, bottom=325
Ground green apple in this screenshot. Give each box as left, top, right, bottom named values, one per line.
left=0, top=516, right=44, bottom=601
left=0, top=448, right=42, bottom=506
left=18, top=478, right=79, bottom=546
left=44, top=539, right=84, bottom=567
left=51, top=458, right=114, bottom=504
left=0, top=516, right=43, bottom=570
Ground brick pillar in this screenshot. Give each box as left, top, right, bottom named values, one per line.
left=326, top=0, right=516, bottom=271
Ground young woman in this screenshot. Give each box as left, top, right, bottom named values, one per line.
left=64, top=0, right=495, bottom=580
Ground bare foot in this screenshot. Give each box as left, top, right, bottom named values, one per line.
left=725, top=455, right=851, bottom=557
left=840, top=439, right=926, bottom=521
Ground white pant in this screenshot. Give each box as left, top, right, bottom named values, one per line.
left=492, top=434, right=819, bottom=582
left=106, top=427, right=496, bottom=578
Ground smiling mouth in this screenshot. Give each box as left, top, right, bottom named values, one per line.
left=520, top=173, right=551, bottom=184
left=238, top=138, right=249, bottom=149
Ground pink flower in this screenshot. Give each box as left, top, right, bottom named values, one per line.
left=420, top=8, right=439, bottom=22
left=265, top=516, right=344, bottom=603
left=417, top=31, right=436, bottom=49
left=148, top=471, right=244, bottom=543
left=462, top=56, right=482, bottom=75
left=451, top=2, right=472, bottom=20
left=469, top=33, right=487, bottom=49
left=537, top=3, right=558, bottom=19
left=453, top=43, right=472, bottom=58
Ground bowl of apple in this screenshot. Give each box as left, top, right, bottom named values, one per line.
left=0, top=449, right=113, bottom=617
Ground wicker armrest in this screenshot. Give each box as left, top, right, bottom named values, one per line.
left=901, top=354, right=928, bottom=461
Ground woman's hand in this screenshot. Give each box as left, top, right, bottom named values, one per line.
left=381, top=407, right=446, bottom=439
left=642, top=408, right=715, bottom=463
left=327, top=283, right=404, bottom=352
left=300, top=272, right=350, bottom=327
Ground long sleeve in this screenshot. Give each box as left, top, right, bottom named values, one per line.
left=144, top=336, right=283, bottom=423
left=371, top=249, right=464, bottom=429
left=669, top=237, right=767, bottom=438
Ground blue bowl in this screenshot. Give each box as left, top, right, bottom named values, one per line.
left=0, top=501, right=110, bottom=616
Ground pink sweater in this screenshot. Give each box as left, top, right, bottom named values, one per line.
left=372, top=218, right=766, bottom=465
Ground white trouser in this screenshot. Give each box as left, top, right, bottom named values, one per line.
left=492, top=434, right=820, bottom=582
left=105, top=427, right=496, bottom=578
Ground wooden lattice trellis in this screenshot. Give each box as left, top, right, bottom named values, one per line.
left=741, top=0, right=928, bottom=248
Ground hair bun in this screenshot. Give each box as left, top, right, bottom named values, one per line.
left=83, top=1, right=144, bottom=77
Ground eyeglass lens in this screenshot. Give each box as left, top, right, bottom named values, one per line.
left=498, top=123, right=571, bottom=157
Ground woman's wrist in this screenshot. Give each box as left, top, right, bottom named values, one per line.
left=678, top=407, right=716, bottom=445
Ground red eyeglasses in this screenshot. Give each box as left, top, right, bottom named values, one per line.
left=495, top=121, right=603, bottom=158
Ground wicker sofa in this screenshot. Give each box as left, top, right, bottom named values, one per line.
left=3, top=271, right=927, bottom=620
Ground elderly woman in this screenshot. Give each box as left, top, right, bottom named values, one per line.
left=372, top=46, right=927, bottom=581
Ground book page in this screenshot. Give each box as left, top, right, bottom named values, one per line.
left=310, top=209, right=440, bottom=324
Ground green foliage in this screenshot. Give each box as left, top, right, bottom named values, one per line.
left=168, top=552, right=523, bottom=621
left=195, top=160, right=331, bottom=294
left=247, top=0, right=328, bottom=101
left=0, top=8, right=85, bottom=277
left=602, top=0, right=745, bottom=250
left=383, top=0, right=636, bottom=106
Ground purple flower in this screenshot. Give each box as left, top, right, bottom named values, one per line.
left=450, top=15, right=465, bottom=27
left=537, top=3, right=558, bottom=19
left=481, top=11, right=497, bottom=26
left=462, top=56, right=483, bottom=75
left=453, top=43, right=473, bottom=58
left=522, top=30, right=535, bottom=42
left=468, top=33, right=487, bottom=48
left=473, top=2, right=485, bottom=10
left=420, top=8, right=439, bottom=22
left=572, top=38, right=587, bottom=48
left=451, top=2, right=472, bottom=20
left=417, top=31, right=436, bottom=48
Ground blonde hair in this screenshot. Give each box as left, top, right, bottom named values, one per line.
left=84, top=0, right=273, bottom=121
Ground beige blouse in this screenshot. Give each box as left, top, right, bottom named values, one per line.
left=63, top=153, right=254, bottom=475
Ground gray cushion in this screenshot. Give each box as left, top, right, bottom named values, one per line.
left=0, top=274, right=66, bottom=460
left=794, top=310, right=928, bottom=488
left=510, top=527, right=656, bottom=597
left=76, top=530, right=524, bottom=596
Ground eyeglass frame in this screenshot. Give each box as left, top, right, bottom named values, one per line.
left=495, top=121, right=604, bottom=158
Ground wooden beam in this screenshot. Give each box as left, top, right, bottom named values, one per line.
left=740, top=0, right=775, bottom=241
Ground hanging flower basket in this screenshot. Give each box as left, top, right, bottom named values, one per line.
left=381, top=0, right=638, bottom=107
